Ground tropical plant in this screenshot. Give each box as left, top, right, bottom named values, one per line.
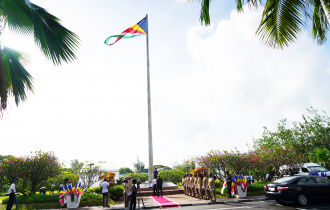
left=0, top=0, right=80, bottom=116
left=0, top=150, right=61, bottom=195
left=133, top=156, right=145, bottom=173
left=79, top=163, right=104, bottom=188
left=119, top=167, right=133, bottom=174
left=124, top=172, right=148, bottom=183
left=191, top=0, right=330, bottom=48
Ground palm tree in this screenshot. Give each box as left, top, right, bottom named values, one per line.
left=0, top=0, right=80, bottom=116
left=193, top=0, right=330, bottom=48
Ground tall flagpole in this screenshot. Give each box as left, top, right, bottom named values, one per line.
left=146, top=14, right=153, bottom=183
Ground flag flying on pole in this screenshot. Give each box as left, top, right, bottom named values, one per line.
left=104, top=16, right=147, bottom=46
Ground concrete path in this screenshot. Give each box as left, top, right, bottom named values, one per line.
left=77, top=195, right=265, bottom=209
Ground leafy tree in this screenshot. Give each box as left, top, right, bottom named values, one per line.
left=192, top=0, right=330, bottom=48
left=0, top=151, right=61, bottom=195
left=124, top=172, right=148, bottom=183
left=309, top=148, right=330, bottom=168
left=133, top=157, right=145, bottom=173
left=119, top=167, right=133, bottom=174
left=253, top=107, right=330, bottom=167
left=173, top=160, right=195, bottom=173
left=79, top=163, right=104, bottom=188
left=99, top=171, right=116, bottom=187
left=0, top=155, right=13, bottom=161
left=70, top=159, right=84, bottom=175
left=0, top=0, right=80, bottom=116
left=46, top=168, right=79, bottom=191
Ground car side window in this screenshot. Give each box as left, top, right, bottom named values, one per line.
left=299, top=177, right=317, bottom=184
left=301, top=168, right=309, bottom=172
left=315, top=177, right=330, bottom=184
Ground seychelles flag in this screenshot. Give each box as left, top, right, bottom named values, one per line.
left=59, top=186, right=67, bottom=206
left=104, top=16, right=147, bottom=46
left=221, top=182, right=227, bottom=194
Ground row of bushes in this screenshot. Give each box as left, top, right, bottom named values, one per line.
left=87, top=185, right=124, bottom=200
left=1, top=193, right=105, bottom=204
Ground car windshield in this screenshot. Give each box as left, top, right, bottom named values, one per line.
left=307, top=166, right=328, bottom=172
left=273, top=176, right=297, bottom=184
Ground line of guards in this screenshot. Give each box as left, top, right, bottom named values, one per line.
left=182, top=173, right=216, bottom=202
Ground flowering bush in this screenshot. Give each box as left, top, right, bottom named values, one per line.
left=0, top=151, right=61, bottom=195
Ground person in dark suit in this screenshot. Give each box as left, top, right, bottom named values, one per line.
left=156, top=176, right=163, bottom=197
left=225, top=171, right=232, bottom=198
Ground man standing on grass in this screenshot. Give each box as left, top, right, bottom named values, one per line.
left=6, top=179, right=17, bottom=210
left=101, top=178, right=110, bottom=207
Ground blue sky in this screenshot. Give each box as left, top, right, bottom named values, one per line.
left=1, top=0, right=330, bottom=170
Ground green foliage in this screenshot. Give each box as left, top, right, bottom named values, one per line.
left=109, top=185, right=124, bottom=200
left=0, top=155, right=14, bottom=161
left=87, top=186, right=101, bottom=194
left=0, top=151, right=61, bottom=195
left=133, top=157, right=145, bottom=173
left=86, top=185, right=123, bottom=201
left=119, top=167, right=133, bottom=174
left=172, top=160, right=195, bottom=173
left=0, top=1, right=80, bottom=115
left=46, top=169, right=78, bottom=190
left=79, top=163, right=104, bottom=187
left=309, top=149, right=330, bottom=168
left=159, top=170, right=184, bottom=184
left=154, top=165, right=172, bottom=171
left=70, top=159, right=84, bottom=175
left=194, top=0, right=330, bottom=49
left=2, top=194, right=58, bottom=204
left=253, top=108, right=330, bottom=168
left=124, top=173, right=148, bottom=183
left=215, top=180, right=222, bottom=189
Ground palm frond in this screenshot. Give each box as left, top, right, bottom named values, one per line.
left=256, top=0, right=307, bottom=49
left=28, top=2, right=80, bottom=65
left=2, top=46, right=34, bottom=106
left=200, top=0, right=211, bottom=25
left=312, top=0, right=329, bottom=45
left=2, top=0, right=80, bottom=65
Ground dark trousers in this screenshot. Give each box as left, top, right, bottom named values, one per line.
left=102, top=192, right=109, bottom=206
left=227, top=182, right=232, bottom=198
left=6, top=194, right=15, bottom=210
left=130, top=194, right=136, bottom=210
left=153, top=185, right=157, bottom=196
left=157, top=186, right=163, bottom=197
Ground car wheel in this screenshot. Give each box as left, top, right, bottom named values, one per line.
left=296, top=193, right=308, bottom=206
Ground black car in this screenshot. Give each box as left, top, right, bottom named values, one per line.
left=264, top=175, right=330, bottom=206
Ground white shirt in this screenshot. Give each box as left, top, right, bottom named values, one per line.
left=101, top=181, right=109, bottom=193
left=8, top=183, right=16, bottom=194
left=152, top=179, right=157, bottom=185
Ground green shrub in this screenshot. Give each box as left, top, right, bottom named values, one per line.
left=159, top=170, right=184, bottom=184
left=2, top=194, right=58, bottom=204
left=87, top=186, right=101, bottom=194
left=125, top=173, right=148, bottom=182
left=109, top=185, right=124, bottom=200
left=215, top=180, right=223, bottom=188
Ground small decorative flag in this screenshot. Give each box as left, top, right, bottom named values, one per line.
left=104, top=16, right=147, bottom=46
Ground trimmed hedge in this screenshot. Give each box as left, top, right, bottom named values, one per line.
left=2, top=194, right=58, bottom=204
left=87, top=185, right=124, bottom=200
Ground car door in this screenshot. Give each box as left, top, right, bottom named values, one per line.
left=298, top=177, right=319, bottom=200
left=314, top=177, right=330, bottom=199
